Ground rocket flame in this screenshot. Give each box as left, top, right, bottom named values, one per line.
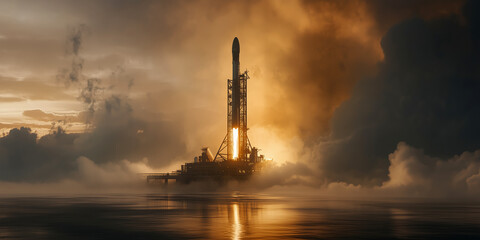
left=233, top=128, right=239, bottom=159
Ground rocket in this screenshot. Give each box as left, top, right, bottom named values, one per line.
left=232, top=37, right=240, bottom=129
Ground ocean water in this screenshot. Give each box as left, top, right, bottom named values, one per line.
left=0, top=194, right=479, bottom=239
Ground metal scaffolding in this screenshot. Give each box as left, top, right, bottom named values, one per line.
left=214, top=71, right=251, bottom=162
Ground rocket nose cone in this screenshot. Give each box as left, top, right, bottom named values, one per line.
left=232, top=37, right=240, bottom=55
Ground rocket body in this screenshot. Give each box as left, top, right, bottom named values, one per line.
left=232, top=37, right=241, bottom=128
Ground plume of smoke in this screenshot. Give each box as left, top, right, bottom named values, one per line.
left=57, top=24, right=88, bottom=87
left=80, top=78, right=103, bottom=125
left=315, top=0, right=480, bottom=186
left=0, top=23, right=187, bottom=188
left=380, top=142, right=480, bottom=198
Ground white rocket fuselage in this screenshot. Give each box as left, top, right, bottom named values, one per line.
left=232, top=37, right=240, bottom=129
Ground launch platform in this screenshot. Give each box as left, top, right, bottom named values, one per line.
left=146, top=37, right=270, bottom=184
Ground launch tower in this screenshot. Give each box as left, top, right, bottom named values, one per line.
left=145, top=37, right=268, bottom=184
left=214, top=37, right=252, bottom=162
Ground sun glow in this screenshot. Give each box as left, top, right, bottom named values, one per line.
left=233, top=128, right=239, bottom=159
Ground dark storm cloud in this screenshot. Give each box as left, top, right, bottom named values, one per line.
left=261, top=0, right=462, bottom=139
left=0, top=14, right=188, bottom=182
left=366, top=0, right=465, bottom=31
left=320, top=0, right=480, bottom=185
left=0, top=127, right=77, bottom=181
left=0, top=98, right=186, bottom=182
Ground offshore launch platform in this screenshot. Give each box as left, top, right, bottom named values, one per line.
left=146, top=37, right=270, bottom=184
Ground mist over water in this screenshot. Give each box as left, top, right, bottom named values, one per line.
left=1, top=194, right=479, bottom=239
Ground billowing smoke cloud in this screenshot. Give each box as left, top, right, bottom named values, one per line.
left=57, top=24, right=87, bottom=86
left=57, top=24, right=102, bottom=124
left=318, top=0, right=480, bottom=187
left=0, top=21, right=187, bottom=184
left=381, top=142, right=480, bottom=197
left=0, top=103, right=186, bottom=183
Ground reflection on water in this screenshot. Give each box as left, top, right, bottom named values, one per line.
left=0, top=194, right=480, bottom=239
left=141, top=194, right=297, bottom=239
left=232, top=203, right=241, bottom=240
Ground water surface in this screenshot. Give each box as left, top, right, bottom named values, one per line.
left=1, top=194, right=479, bottom=239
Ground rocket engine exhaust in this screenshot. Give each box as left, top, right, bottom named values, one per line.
left=233, top=128, right=239, bottom=159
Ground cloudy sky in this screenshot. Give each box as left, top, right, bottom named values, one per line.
left=1, top=0, right=480, bottom=197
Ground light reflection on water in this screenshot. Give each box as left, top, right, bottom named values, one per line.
left=232, top=203, right=241, bottom=240
left=141, top=194, right=297, bottom=239
left=0, top=194, right=480, bottom=239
